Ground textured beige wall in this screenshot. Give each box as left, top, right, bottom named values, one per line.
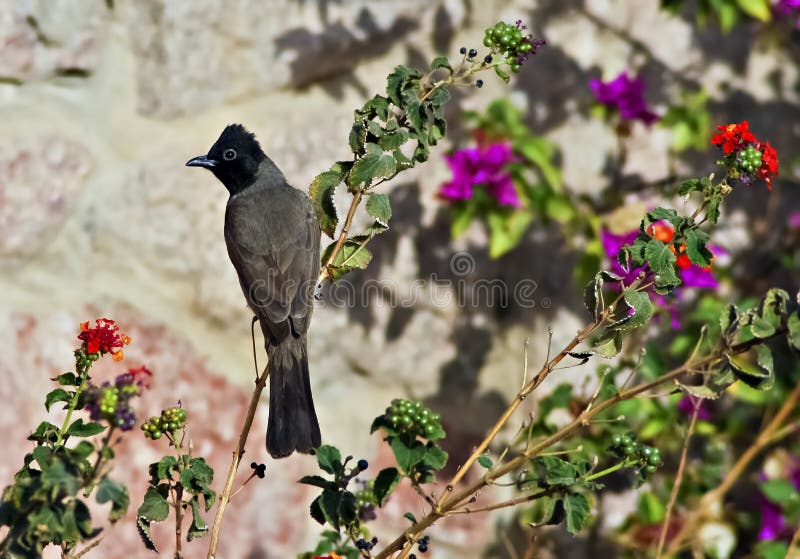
left=1, top=0, right=798, bottom=557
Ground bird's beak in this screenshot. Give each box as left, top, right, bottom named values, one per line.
left=186, top=155, right=218, bottom=169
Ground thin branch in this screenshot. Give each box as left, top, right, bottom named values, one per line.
left=667, top=379, right=800, bottom=555
left=655, top=398, right=701, bottom=559
left=448, top=490, right=549, bottom=515
left=207, top=363, right=270, bottom=559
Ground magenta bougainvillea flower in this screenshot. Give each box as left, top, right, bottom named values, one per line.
left=439, top=143, right=521, bottom=207
left=759, top=457, right=800, bottom=540
left=788, top=212, right=800, bottom=230
left=589, top=72, right=659, bottom=125
left=774, top=0, right=800, bottom=29
left=676, top=395, right=712, bottom=420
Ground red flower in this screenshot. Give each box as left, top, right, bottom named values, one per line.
left=77, top=318, right=130, bottom=357
left=711, top=121, right=756, bottom=154
left=127, top=365, right=153, bottom=388
left=757, top=140, right=779, bottom=190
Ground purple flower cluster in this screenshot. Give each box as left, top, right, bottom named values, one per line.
left=589, top=72, right=659, bottom=126
left=774, top=0, right=800, bottom=28
left=439, top=143, right=521, bottom=207
left=759, top=456, right=800, bottom=540
left=84, top=372, right=146, bottom=431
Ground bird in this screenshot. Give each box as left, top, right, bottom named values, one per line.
left=186, top=124, right=321, bottom=458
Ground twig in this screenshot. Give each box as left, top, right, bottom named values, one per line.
left=67, top=538, right=103, bottom=559
left=666, top=380, right=800, bottom=555
left=207, top=362, right=270, bottom=559
left=320, top=190, right=364, bottom=283
left=786, top=523, right=800, bottom=559
left=174, top=484, right=184, bottom=559
left=655, top=398, right=701, bottom=559
left=448, top=490, right=549, bottom=515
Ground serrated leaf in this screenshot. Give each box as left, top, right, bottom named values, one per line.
left=365, top=193, right=391, bottom=227
left=728, top=345, right=774, bottom=390
left=44, top=388, right=71, bottom=412
left=645, top=239, right=677, bottom=276
left=318, top=489, right=341, bottom=531
left=613, top=289, right=653, bottom=331
left=422, top=445, right=448, bottom=470
left=592, top=330, right=623, bottom=358
left=788, top=312, right=800, bottom=352
left=28, top=421, right=59, bottom=444
left=66, top=418, right=105, bottom=437
left=70, top=440, right=95, bottom=461
left=310, top=165, right=345, bottom=238
left=349, top=152, right=397, bottom=190
left=299, top=475, right=336, bottom=490
left=187, top=498, right=208, bottom=541
left=137, top=516, right=158, bottom=552
left=137, top=486, right=169, bottom=522
left=390, top=438, right=427, bottom=474
left=309, top=496, right=326, bottom=525
left=684, top=229, right=713, bottom=267
left=373, top=467, right=401, bottom=505
left=535, top=456, right=579, bottom=487
left=154, top=455, right=179, bottom=481
left=338, top=491, right=358, bottom=527
left=430, top=55, right=452, bottom=72
left=315, top=445, right=343, bottom=476
left=564, top=493, right=591, bottom=534
left=53, top=372, right=79, bottom=386
left=321, top=240, right=373, bottom=280
left=96, top=476, right=129, bottom=522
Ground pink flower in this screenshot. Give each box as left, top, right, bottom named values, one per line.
left=589, top=72, right=659, bottom=125
left=439, top=143, right=521, bottom=207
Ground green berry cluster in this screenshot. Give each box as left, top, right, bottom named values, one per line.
left=385, top=399, right=441, bottom=439
left=96, top=387, right=120, bottom=420
left=75, top=348, right=99, bottom=369
left=482, top=21, right=534, bottom=74
left=737, top=144, right=763, bottom=174
left=141, top=406, right=187, bottom=440
left=610, top=433, right=662, bottom=474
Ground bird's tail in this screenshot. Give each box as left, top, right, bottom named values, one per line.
left=266, top=335, right=321, bottom=458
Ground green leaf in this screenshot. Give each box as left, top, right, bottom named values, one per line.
left=337, top=491, right=358, bottom=527
left=592, top=330, right=623, bottom=358
left=637, top=492, right=665, bottom=524
left=404, top=512, right=417, bottom=523
left=187, top=498, right=209, bottom=541
left=41, top=457, right=79, bottom=496
left=66, top=418, right=105, bottom=437
left=137, top=486, right=170, bottom=522
left=44, top=388, right=71, bottom=412
left=373, top=467, right=401, bottom=505
left=309, top=496, right=326, bottom=526
left=137, top=516, right=158, bottom=552
left=318, top=489, right=342, bottom=531
left=390, top=438, right=427, bottom=474
left=430, top=56, right=452, bottom=72
left=349, top=151, right=397, bottom=190
left=97, top=476, right=129, bottom=522
left=310, top=164, right=346, bottom=238
left=154, top=455, right=179, bottom=481
left=516, top=137, right=562, bottom=191
left=315, top=445, right=343, bottom=476
left=684, top=229, right=713, bottom=267
left=28, top=421, right=59, bottom=444
left=487, top=210, right=532, bottom=258
left=760, top=479, right=800, bottom=506
left=70, top=440, right=95, bottom=461
left=366, top=193, right=392, bottom=227
left=535, top=456, right=579, bottom=487
left=755, top=541, right=789, bottom=559
left=609, top=289, right=653, bottom=331
left=477, top=456, right=493, bottom=469
left=53, top=372, right=79, bottom=386
left=321, top=239, right=373, bottom=280
left=422, top=445, right=448, bottom=471
left=386, top=65, right=419, bottom=105
left=727, top=345, right=774, bottom=390
left=736, top=0, right=772, bottom=20
left=538, top=383, right=573, bottom=421
left=644, top=238, right=676, bottom=275
left=787, top=311, right=800, bottom=352
left=544, top=196, right=574, bottom=223
left=299, top=475, right=336, bottom=490
left=563, top=493, right=591, bottom=534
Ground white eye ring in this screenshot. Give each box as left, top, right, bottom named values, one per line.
left=223, top=148, right=237, bottom=161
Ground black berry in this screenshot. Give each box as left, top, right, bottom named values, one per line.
left=476, top=80, right=484, bottom=88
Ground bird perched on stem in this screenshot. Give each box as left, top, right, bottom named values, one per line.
left=187, top=124, right=321, bottom=458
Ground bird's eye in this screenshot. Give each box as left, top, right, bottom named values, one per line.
left=223, top=149, right=237, bottom=161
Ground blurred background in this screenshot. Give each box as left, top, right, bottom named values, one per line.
left=0, top=0, right=798, bottom=557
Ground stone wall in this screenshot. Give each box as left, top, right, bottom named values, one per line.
left=0, top=0, right=798, bottom=557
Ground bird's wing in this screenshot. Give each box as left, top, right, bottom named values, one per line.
left=224, top=186, right=320, bottom=336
